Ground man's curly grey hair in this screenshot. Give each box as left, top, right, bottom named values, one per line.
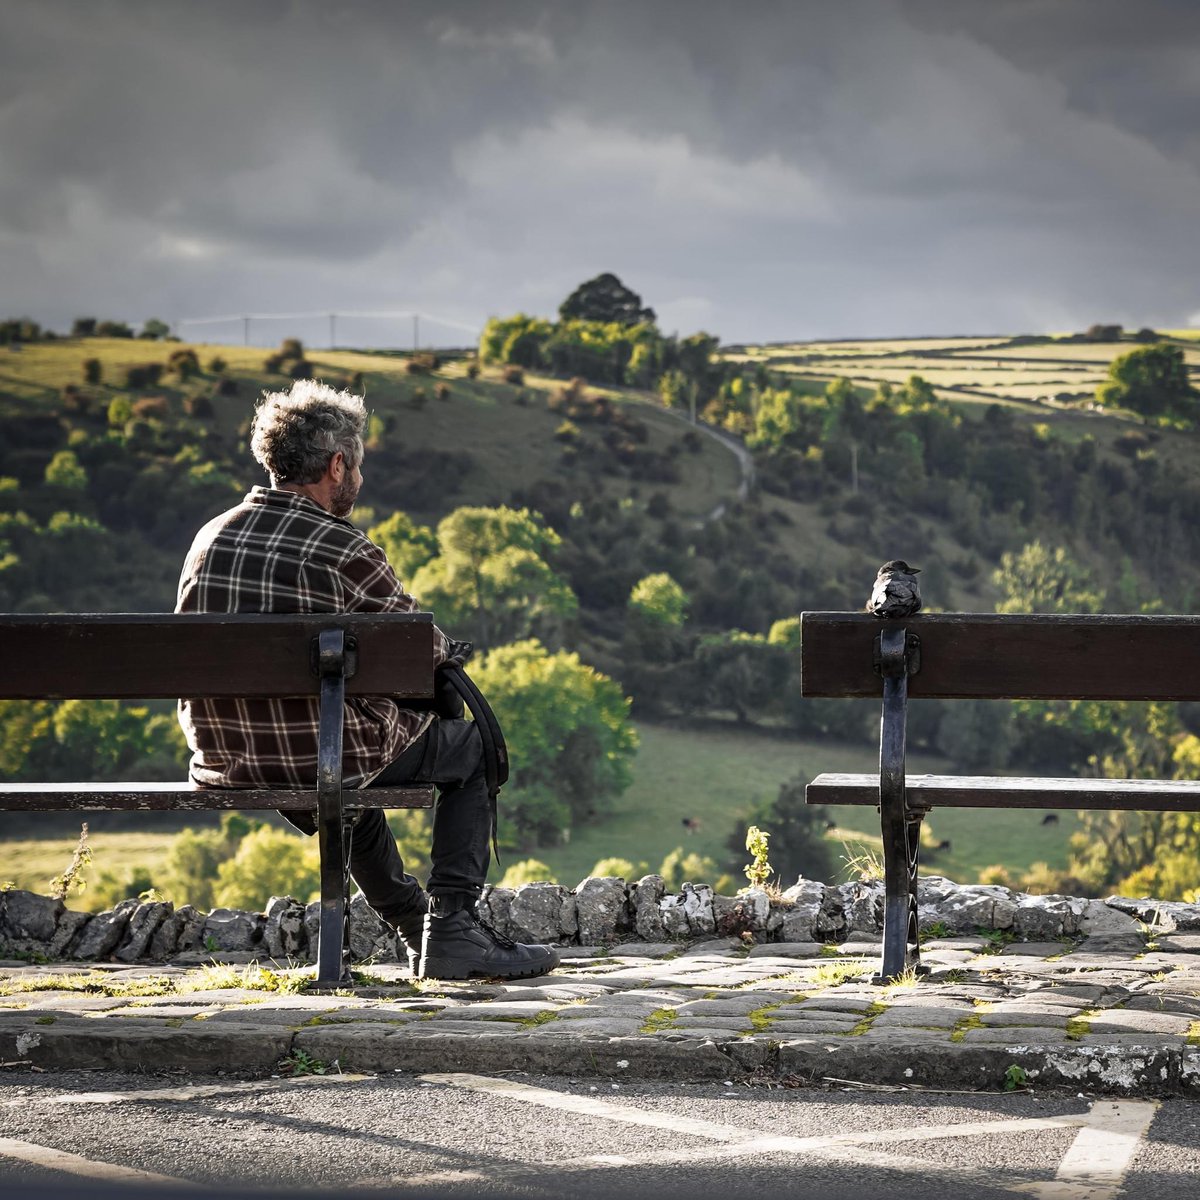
left=250, top=380, right=367, bottom=485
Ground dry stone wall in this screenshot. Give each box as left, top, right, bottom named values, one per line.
left=0, top=873, right=1181, bottom=965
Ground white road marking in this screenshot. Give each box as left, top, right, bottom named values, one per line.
left=419, top=1072, right=753, bottom=1141
left=3, top=1073, right=373, bottom=1108
left=0, top=1136, right=197, bottom=1186
left=1013, top=1100, right=1158, bottom=1200
left=419, top=1072, right=1158, bottom=1196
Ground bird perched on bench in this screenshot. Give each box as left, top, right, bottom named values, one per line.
left=867, top=560, right=922, bottom=618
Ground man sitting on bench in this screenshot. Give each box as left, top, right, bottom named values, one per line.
left=175, top=379, right=558, bottom=982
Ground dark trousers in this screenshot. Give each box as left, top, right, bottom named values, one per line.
left=283, top=718, right=489, bottom=927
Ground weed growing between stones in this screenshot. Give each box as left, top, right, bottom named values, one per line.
left=1003, top=1064, right=1028, bottom=1092
left=0, top=947, right=49, bottom=965
left=1065, top=1012, right=1094, bottom=1040
left=919, top=921, right=949, bottom=943
left=844, top=1001, right=887, bottom=1037
left=640, top=1007, right=679, bottom=1033
left=840, top=844, right=884, bottom=883
left=277, top=1049, right=332, bottom=1077
left=0, top=962, right=315, bottom=999
left=34, top=1015, right=54, bottom=1025
left=949, top=1014, right=984, bottom=1043
left=1186, top=1021, right=1200, bottom=1046
left=518, top=1010, right=559, bottom=1029
left=808, top=960, right=874, bottom=989
left=742, top=826, right=773, bottom=891
left=48, top=823, right=92, bottom=902
left=744, top=1002, right=781, bottom=1033
left=977, top=928, right=1016, bottom=953
left=883, top=966, right=923, bottom=994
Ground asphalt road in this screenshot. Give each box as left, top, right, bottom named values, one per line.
left=1, top=1068, right=1198, bottom=1199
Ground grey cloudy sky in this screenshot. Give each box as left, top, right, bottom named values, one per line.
left=3, top=0, right=1199, bottom=346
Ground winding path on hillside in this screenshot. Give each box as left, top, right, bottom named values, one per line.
left=641, top=398, right=755, bottom=523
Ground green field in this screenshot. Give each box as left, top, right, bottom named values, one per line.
left=726, top=333, right=1200, bottom=419
left=529, top=721, right=1081, bottom=889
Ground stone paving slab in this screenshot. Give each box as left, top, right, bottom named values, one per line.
left=6, top=934, right=1200, bottom=1096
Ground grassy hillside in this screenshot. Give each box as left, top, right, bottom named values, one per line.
left=1, top=338, right=740, bottom=530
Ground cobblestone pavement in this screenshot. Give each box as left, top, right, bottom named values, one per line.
left=4, top=933, right=1200, bottom=1095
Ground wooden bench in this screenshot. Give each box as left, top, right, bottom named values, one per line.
left=0, top=612, right=437, bottom=984
left=800, top=611, right=1200, bottom=982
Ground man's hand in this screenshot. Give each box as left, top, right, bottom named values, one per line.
left=444, top=638, right=474, bottom=666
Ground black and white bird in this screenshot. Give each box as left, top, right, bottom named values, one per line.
left=866, top=560, right=922, bottom=618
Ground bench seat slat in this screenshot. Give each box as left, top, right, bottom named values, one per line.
left=0, top=613, right=436, bottom=700
left=807, top=772, right=1200, bottom=812
left=800, top=611, right=1200, bottom=701
left=0, top=783, right=434, bottom=811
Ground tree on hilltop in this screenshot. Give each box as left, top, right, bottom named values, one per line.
left=1097, top=343, right=1196, bottom=421
left=558, top=273, right=656, bottom=327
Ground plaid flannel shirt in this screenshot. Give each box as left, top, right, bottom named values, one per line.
left=176, top=486, right=449, bottom=788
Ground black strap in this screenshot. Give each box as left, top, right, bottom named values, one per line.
left=439, top=663, right=507, bottom=863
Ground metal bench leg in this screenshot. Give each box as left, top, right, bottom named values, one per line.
left=874, top=627, right=924, bottom=984
left=315, top=628, right=353, bottom=986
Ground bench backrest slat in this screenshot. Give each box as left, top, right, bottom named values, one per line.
left=0, top=613, right=436, bottom=700
left=801, top=611, right=1200, bottom=700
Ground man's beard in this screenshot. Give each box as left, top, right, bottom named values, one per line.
left=330, top=475, right=360, bottom=518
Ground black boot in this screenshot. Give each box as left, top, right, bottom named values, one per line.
left=419, top=904, right=559, bottom=981
left=393, top=905, right=428, bottom=975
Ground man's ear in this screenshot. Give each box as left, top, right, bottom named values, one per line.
left=328, top=451, right=345, bottom=482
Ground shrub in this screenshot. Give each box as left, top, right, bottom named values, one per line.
left=466, top=361, right=480, bottom=380
left=497, top=858, right=558, bottom=887
left=280, top=338, right=304, bottom=360
left=44, top=450, right=88, bottom=490
left=646, top=492, right=671, bottom=519
left=1114, top=430, right=1152, bottom=458
left=263, top=352, right=285, bottom=373
left=589, top=857, right=641, bottom=882
left=502, top=365, right=525, bottom=386
left=82, top=358, right=102, bottom=385
left=72, top=318, right=97, bottom=337
left=107, top=396, right=133, bottom=427
left=206, top=355, right=227, bottom=373
left=184, top=393, right=215, bottom=418
left=61, top=386, right=92, bottom=416
left=213, top=826, right=320, bottom=910
left=140, top=318, right=170, bottom=340
left=406, top=353, right=439, bottom=374
left=122, top=363, right=163, bottom=390
left=95, top=320, right=133, bottom=338
left=435, top=382, right=451, bottom=402
left=167, top=348, right=200, bottom=379
left=285, top=358, right=313, bottom=380
left=216, top=376, right=239, bottom=397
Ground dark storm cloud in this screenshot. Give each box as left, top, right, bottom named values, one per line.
left=1, top=0, right=1198, bottom=342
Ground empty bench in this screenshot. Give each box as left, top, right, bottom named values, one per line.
left=0, top=612, right=437, bottom=984
left=800, top=611, right=1200, bottom=982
